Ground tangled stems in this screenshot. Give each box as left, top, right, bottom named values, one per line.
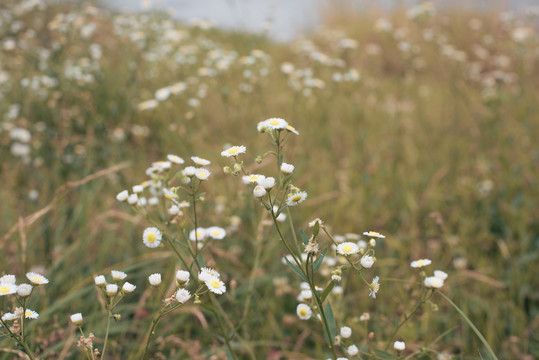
left=0, top=318, right=37, bottom=360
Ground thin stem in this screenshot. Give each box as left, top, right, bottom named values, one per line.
left=140, top=311, right=164, bottom=360
left=101, top=309, right=113, bottom=360
left=210, top=296, right=240, bottom=360
left=0, top=319, right=37, bottom=360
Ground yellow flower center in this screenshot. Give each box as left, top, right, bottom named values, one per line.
left=227, top=147, right=239, bottom=155
left=32, top=276, right=41, bottom=283
left=147, top=233, right=156, bottom=243
left=342, top=244, right=353, bottom=253
left=210, top=279, right=221, bottom=289
left=269, top=119, right=280, bottom=126
left=25, top=310, right=32, bottom=317
left=212, top=230, right=220, bottom=236
left=287, top=125, right=296, bottom=131
left=299, top=308, right=308, bottom=316
left=248, top=176, right=258, bottom=181
left=0, top=286, right=10, bottom=294
left=291, top=194, right=302, bottom=202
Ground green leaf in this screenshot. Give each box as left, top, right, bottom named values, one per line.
left=299, top=229, right=309, bottom=245
left=225, top=347, right=234, bottom=360
left=321, top=281, right=335, bottom=303
left=325, top=302, right=335, bottom=342
left=279, top=154, right=283, bottom=166
left=284, top=256, right=306, bottom=282
left=313, top=247, right=327, bottom=273
left=197, top=254, right=206, bottom=268
left=313, top=221, right=319, bottom=236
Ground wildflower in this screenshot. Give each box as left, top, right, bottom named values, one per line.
left=347, top=345, right=359, bottom=356
left=191, top=156, right=211, bottom=166
left=183, top=166, right=197, bottom=176
left=17, top=284, right=33, bottom=297
left=359, top=312, right=370, bottom=321
left=122, top=282, right=136, bottom=293
left=132, top=185, right=144, bottom=194
left=280, top=163, right=294, bottom=174
left=205, top=277, right=226, bottom=294
left=199, top=267, right=220, bottom=282
left=2, top=313, right=17, bottom=321
left=394, top=341, right=405, bottom=351
left=286, top=124, right=300, bottom=135
left=168, top=205, right=180, bottom=215
left=26, top=272, right=49, bottom=285
left=175, top=288, right=191, bottom=303
left=369, top=276, right=380, bottom=298
left=253, top=185, right=267, bottom=198
left=94, top=275, right=106, bottom=287
left=363, top=231, right=385, bottom=238
left=111, top=270, right=127, bottom=281
left=189, top=228, right=207, bottom=241
left=242, top=174, right=265, bottom=184
left=424, top=276, right=444, bottom=288
left=411, top=259, right=432, bottom=268
left=258, top=177, right=276, bottom=189
left=0, top=283, right=17, bottom=296
left=304, top=239, right=319, bottom=254
left=148, top=273, right=162, bottom=286
left=127, top=194, right=138, bottom=205
left=71, top=313, right=83, bottom=325
left=286, top=191, right=307, bottom=206
left=273, top=206, right=287, bottom=222
left=221, top=145, right=246, bottom=157
left=195, top=168, right=211, bottom=180
left=25, top=309, right=39, bottom=319
left=143, top=227, right=162, bottom=248
left=137, top=99, right=158, bottom=111
left=106, top=284, right=118, bottom=297
left=300, top=289, right=313, bottom=300
left=0, top=275, right=16, bottom=284
left=337, top=242, right=359, bottom=256
left=264, top=118, right=288, bottom=130
left=116, top=190, right=129, bottom=202
left=207, top=226, right=226, bottom=240
left=176, top=270, right=190, bottom=284
left=308, top=218, right=323, bottom=227
left=434, top=270, right=448, bottom=280
left=332, top=274, right=342, bottom=282
left=340, top=326, right=352, bottom=338
left=369, top=239, right=376, bottom=247
left=167, top=154, right=185, bottom=164
left=296, top=303, right=312, bottom=320
left=360, top=255, right=375, bottom=268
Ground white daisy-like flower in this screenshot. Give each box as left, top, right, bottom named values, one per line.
left=106, top=284, right=118, bottom=296
left=111, top=270, right=127, bottom=281
left=183, top=166, right=197, bottom=176
left=163, top=188, right=179, bottom=204
left=175, top=288, right=191, bottom=303
left=424, top=276, right=444, bottom=288
left=411, top=259, right=432, bottom=268
left=176, top=270, right=190, bottom=283
left=221, top=145, right=246, bottom=158
left=148, top=197, right=159, bottom=206
left=199, top=267, right=220, bottom=282
left=363, top=231, right=385, bottom=238
left=340, top=326, right=352, bottom=338
left=167, top=154, right=185, bottom=164
left=369, top=276, right=380, bottom=298
left=122, top=282, right=136, bottom=293
left=286, top=191, right=307, bottom=206
left=253, top=185, right=267, bottom=198
left=394, top=341, right=406, bottom=351
left=191, top=156, right=211, bottom=166
left=207, top=226, right=226, bottom=240
left=273, top=206, right=287, bottom=222
left=195, top=168, right=211, bottom=180
left=308, top=218, right=323, bottom=227
left=168, top=205, right=180, bottom=215
left=264, top=117, right=288, bottom=130
left=137, top=99, right=158, bottom=111
left=26, top=272, right=49, bottom=285
left=337, top=242, right=359, bottom=256
left=286, top=124, right=300, bottom=135
left=347, top=345, right=359, bottom=356
left=189, top=228, right=207, bottom=241
left=25, top=309, right=39, bottom=319
left=0, top=283, right=18, bottom=296
left=94, top=275, right=106, bottom=287
left=116, top=190, right=129, bottom=202
left=280, top=163, right=294, bottom=174
left=17, top=284, right=33, bottom=297
left=127, top=194, right=138, bottom=205
left=155, top=87, right=171, bottom=101
left=70, top=313, right=83, bottom=325
left=2, top=312, right=17, bottom=321
left=148, top=273, right=162, bottom=286
left=359, top=312, right=370, bottom=321
left=434, top=270, right=448, bottom=280
left=360, top=255, right=375, bottom=268
left=258, top=177, right=276, bottom=189
left=205, top=276, right=226, bottom=294
left=143, top=227, right=162, bottom=248
left=132, top=185, right=144, bottom=194
left=296, top=303, right=312, bottom=320
left=0, top=275, right=16, bottom=284
left=242, top=174, right=265, bottom=184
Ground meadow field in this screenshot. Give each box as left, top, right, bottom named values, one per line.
left=0, top=0, right=538, bottom=359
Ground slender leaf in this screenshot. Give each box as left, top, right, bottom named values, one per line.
left=313, top=247, right=328, bottom=273
left=313, top=221, right=320, bottom=236
left=321, top=281, right=335, bottom=303
left=325, top=302, right=335, bottom=341
left=299, top=229, right=309, bottom=245
left=284, top=256, right=307, bottom=281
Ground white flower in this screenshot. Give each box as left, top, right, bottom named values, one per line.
left=286, top=124, right=300, bottom=135
left=359, top=312, right=370, bottom=321
left=148, top=273, right=162, bottom=286
left=221, top=145, right=246, bottom=157
left=205, top=276, right=226, bottom=294
left=2, top=312, right=17, bottom=321
left=360, top=255, right=375, bottom=268
left=280, top=163, right=294, bottom=174
left=242, top=174, right=265, bottom=184
left=106, top=284, right=118, bottom=296
left=337, top=242, right=359, bottom=256
left=207, top=226, right=226, bottom=240
left=286, top=191, right=307, bottom=206
left=70, top=313, right=83, bottom=325
left=94, top=275, right=106, bottom=287
left=263, top=117, right=288, bottom=130
left=199, top=267, right=221, bottom=282
left=273, top=206, right=287, bottom=222
left=116, top=190, right=129, bottom=202
left=194, top=168, right=211, bottom=180
left=369, top=276, right=380, bottom=298
left=176, top=270, right=190, bottom=284
left=191, top=156, right=211, bottom=166
left=411, top=259, right=432, bottom=268
left=183, top=166, right=197, bottom=176
left=253, top=185, right=267, bottom=198
left=111, top=270, right=127, bottom=281
left=143, top=227, right=162, bottom=248
left=17, top=284, right=33, bottom=297
left=347, top=345, right=359, bottom=356
left=300, top=289, right=312, bottom=300
left=340, top=326, right=352, bottom=338
left=434, top=270, right=448, bottom=280
left=189, top=228, right=207, bottom=241
left=168, top=205, right=180, bottom=215
left=155, top=87, right=171, bottom=101
left=24, top=309, right=39, bottom=319
left=175, top=288, right=191, bottom=303
left=132, top=185, right=144, bottom=194
left=122, top=282, right=136, bottom=293
left=258, top=177, right=276, bottom=189
left=167, top=154, right=185, bottom=164
left=424, top=276, right=444, bottom=288
left=127, top=194, right=139, bottom=205
left=308, top=218, right=323, bottom=227
left=296, top=303, right=312, bottom=320
left=363, top=231, right=385, bottom=238
left=0, top=283, right=18, bottom=296
left=394, top=341, right=405, bottom=351
left=0, top=275, right=16, bottom=284
left=26, top=272, right=49, bottom=285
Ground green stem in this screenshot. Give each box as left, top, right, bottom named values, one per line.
left=0, top=319, right=37, bottom=360
left=140, top=311, right=164, bottom=360
left=101, top=309, right=113, bottom=360
left=210, top=296, right=240, bottom=360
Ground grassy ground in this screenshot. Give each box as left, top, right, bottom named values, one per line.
left=0, top=1, right=537, bottom=359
